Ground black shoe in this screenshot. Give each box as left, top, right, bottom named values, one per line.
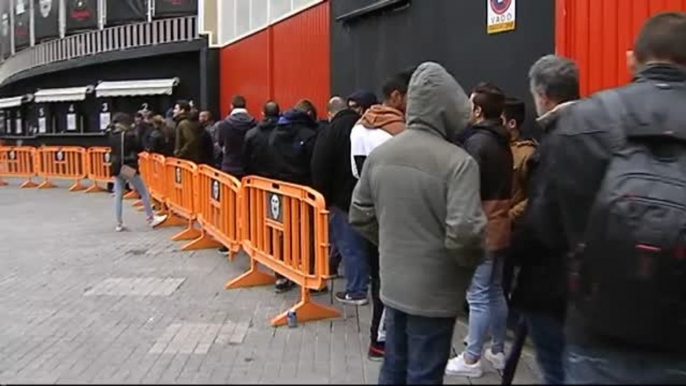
left=275, top=279, right=295, bottom=293
left=218, top=246, right=229, bottom=254
left=335, top=292, right=369, bottom=306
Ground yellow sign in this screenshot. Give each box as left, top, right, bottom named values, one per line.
left=488, top=0, right=516, bottom=34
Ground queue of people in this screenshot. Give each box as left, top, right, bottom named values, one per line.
left=104, top=11, right=686, bottom=385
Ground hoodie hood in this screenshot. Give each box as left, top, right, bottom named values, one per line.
left=405, top=62, right=471, bottom=140
left=278, top=109, right=317, bottom=128
left=173, top=112, right=190, bottom=123
left=225, top=110, right=257, bottom=132
left=359, top=105, right=405, bottom=136
left=258, top=116, right=279, bottom=130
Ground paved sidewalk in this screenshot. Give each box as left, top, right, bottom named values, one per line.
left=0, top=180, right=541, bottom=384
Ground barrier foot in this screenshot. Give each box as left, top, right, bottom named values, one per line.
left=270, top=287, right=341, bottom=327
left=38, top=180, right=56, bottom=189
left=171, top=224, right=201, bottom=241
left=227, top=246, right=240, bottom=262
left=20, top=180, right=38, bottom=188
left=85, top=184, right=106, bottom=193
left=181, top=232, right=222, bottom=251
left=155, top=213, right=186, bottom=228
left=124, top=191, right=139, bottom=200
left=133, top=200, right=144, bottom=212
left=226, top=266, right=276, bottom=289
left=0, top=178, right=7, bottom=186
left=69, top=181, right=86, bottom=192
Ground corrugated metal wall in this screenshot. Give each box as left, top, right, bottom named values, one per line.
left=218, top=2, right=330, bottom=119
left=557, top=0, right=686, bottom=96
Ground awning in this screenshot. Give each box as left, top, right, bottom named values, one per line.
left=0, top=95, right=28, bottom=109
left=95, top=78, right=180, bottom=98
left=34, top=86, right=94, bottom=103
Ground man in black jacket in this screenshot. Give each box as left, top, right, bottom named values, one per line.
left=526, top=13, right=686, bottom=384
left=507, top=55, right=580, bottom=385
left=267, top=102, right=319, bottom=293
left=243, top=101, right=280, bottom=178
left=447, top=83, right=513, bottom=378
left=216, top=95, right=257, bottom=179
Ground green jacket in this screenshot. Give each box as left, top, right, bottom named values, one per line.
left=174, top=113, right=202, bottom=163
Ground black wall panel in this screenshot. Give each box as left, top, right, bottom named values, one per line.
left=106, top=0, right=147, bottom=25
left=330, top=0, right=555, bottom=139
left=34, top=0, right=60, bottom=41
left=66, top=0, right=98, bottom=33
left=153, top=0, right=196, bottom=18
left=13, top=0, right=30, bottom=49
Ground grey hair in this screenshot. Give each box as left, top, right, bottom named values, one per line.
left=529, top=55, right=580, bottom=103
left=327, top=96, right=347, bottom=115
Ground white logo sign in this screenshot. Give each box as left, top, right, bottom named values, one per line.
left=9, top=150, right=15, bottom=160
left=270, top=194, right=281, bottom=222
left=104, top=152, right=111, bottom=163
left=211, top=180, right=220, bottom=201
left=487, top=0, right=516, bottom=35
left=16, top=0, right=26, bottom=15
left=40, top=0, right=52, bottom=18
left=175, top=167, right=182, bottom=184
left=56, top=150, right=64, bottom=161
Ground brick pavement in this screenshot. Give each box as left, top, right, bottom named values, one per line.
left=0, top=179, right=541, bottom=384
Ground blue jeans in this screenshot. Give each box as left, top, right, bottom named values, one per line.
left=379, top=307, right=456, bottom=385
left=565, top=342, right=686, bottom=384
left=329, top=206, right=369, bottom=295
left=114, top=174, right=154, bottom=225
left=465, top=252, right=508, bottom=360
left=524, top=312, right=565, bottom=385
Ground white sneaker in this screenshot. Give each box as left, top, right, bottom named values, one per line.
left=485, top=348, right=506, bottom=371
left=115, top=224, right=126, bottom=232
left=445, top=353, right=484, bottom=378
left=149, top=215, right=168, bottom=228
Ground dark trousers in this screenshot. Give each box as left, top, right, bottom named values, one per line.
left=379, top=307, right=456, bottom=385
left=369, top=243, right=383, bottom=345
left=525, top=312, right=565, bottom=385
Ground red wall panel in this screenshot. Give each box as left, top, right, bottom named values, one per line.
left=219, top=30, right=271, bottom=118
left=219, top=2, right=330, bottom=119
left=272, top=1, right=330, bottom=119
left=556, top=0, right=686, bottom=96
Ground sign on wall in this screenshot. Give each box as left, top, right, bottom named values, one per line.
left=66, top=0, right=98, bottom=33
left=14, top=0, right=30, bottom=49
left=153, top=0, right=197, bottom=19
left=34, top=0, right=60, bottom=41
left=106, top=0, right=147, bottom=25
left=487, top=0, right=516, bottom=35
left=0, top=0, right=11, bottom=59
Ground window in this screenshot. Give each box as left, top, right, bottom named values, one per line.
left=269, top=0, right=291, bottom=22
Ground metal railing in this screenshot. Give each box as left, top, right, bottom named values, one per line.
left=0, top=16, right=199, bottom=85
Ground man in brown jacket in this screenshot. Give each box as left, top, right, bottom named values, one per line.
left=504, top=98, right=537, bottom=222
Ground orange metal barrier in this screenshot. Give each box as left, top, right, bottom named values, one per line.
left=0, top=146, right=38, bottom=188
left=226, top=176, right=338, bottom=327
left=158, top=158, right=200, bottom=241
left=36, top=147, right=87, bottom=191
left=184, top=165, right=241, bottom=254
left=148, top=154, right=167, bottom=205
left=84, top=147, right=113, bottom=193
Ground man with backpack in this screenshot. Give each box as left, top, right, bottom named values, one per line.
left=527, top=12, right=686, bottom=384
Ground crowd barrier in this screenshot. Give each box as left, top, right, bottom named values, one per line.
left=0, top=146, right=39, bottom=188
left=227, top=176, right=338, bottom=326
left=85, top=147, right=113, bottom=193
left=36, top=146, right=87, bottom=191
left=1, top=145, right=337, bottom=327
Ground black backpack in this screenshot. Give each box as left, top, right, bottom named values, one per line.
left=571, top=83, right=686, bottom=352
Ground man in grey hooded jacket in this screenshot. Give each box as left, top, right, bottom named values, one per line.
left=350, top=62, right=486, bottom=384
